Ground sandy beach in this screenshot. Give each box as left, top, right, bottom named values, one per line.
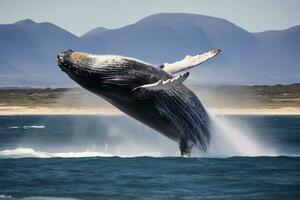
left=209, top=107, right=300, bottom=115
left=0, top=106, right=122, bottom=116
left=0, top=106, right=299, bottom=116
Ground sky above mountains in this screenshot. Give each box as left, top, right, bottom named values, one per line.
left=0, top=0, right=299, bottom=36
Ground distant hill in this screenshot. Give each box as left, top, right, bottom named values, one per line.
left=81, top=27, right=108, bottom=38
left=0, top=19, right=91, bottom=87
left=254, top=26, right=300, bottom=82
left=0, top=13, right=299, bottom=87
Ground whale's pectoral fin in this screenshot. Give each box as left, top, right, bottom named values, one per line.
left=160, top=49, right=221, bottom=74
left=131, top=72, right=189, bottom=99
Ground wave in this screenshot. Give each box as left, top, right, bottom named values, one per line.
left=0, top=148, right=164, bottom=158
left=0, top=194, right=80, bottom=200
left=0, top=147, right=297, bottom=159
left=7, top=125, right=45, bottom=130
left=0, top=148, right=113, bottom=158
left=0, top=195, right=12, bottom=199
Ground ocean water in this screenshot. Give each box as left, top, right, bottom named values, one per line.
left=0, top=115, right=299, bottom=199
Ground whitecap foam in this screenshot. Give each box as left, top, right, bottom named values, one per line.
left=0, top=195, right=12, bottom=199
left=7, top=126, right=19, bottom=129
left=0, top=195, right=80, bottom=200
left=7, top=125, right=45, bottom=130
left=22, top=196, right=80, bottom=200
left=0, top=148, right=113, bottom=158
left=23, top=126, right=45, bottom=129
left=0, top=148, right=164, bottom=158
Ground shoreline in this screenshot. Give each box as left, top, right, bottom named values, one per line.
left=0, top=106, right=299, bottom=116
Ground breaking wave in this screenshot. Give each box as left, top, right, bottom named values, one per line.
left=0, top=148, right=163, bottom=158
left=0, top=194, right=80, bottom=200
left=7, top=125, right=45, bottom=130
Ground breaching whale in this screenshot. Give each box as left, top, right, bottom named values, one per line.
left=57, top=49, right=220, bottom=156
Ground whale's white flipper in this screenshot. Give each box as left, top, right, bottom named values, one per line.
left=132, top=72, right=189, bottom=95
left=161, top=49, right=221, bottom=74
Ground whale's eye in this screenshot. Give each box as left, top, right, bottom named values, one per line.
left=70, top=52, right=89, bottom=62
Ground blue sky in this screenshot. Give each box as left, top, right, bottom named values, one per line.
left=0, top=0, right=299, bottom=36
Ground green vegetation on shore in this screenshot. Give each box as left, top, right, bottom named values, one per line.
left=192, top=84, right=300, bottom=109
left=0, top=84, right=299, bottom=109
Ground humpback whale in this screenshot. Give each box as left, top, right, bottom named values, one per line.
left=57, top=49, right=220, bottom=156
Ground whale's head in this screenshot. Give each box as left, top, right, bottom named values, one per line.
left=57, top=50, right=163, bottom=96
left=57, top=50, right=98, bottom=90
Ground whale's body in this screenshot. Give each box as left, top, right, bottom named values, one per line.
left=57, top=50, right=220, bottom=156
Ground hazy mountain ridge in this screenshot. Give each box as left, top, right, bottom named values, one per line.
left=0, top=13, right=299, bottom=87
left=0, top=19, right=91, bottom=87
left=81, top=27, right=108, bottom=39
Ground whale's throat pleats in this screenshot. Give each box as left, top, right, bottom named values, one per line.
left=154, top=87, right=210, bottom=151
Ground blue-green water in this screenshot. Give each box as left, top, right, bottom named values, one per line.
left=0, top=115, right=299, bottom=199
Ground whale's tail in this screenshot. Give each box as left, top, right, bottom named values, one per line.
left=179, top=139, right=194, bottom=157
left=181, top=116, right=211, bottom=157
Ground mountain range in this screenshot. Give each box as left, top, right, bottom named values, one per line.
left=0, top=13, right=299, bottom=87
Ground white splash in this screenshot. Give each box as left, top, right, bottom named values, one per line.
left=0, top=195, right=12, bottom=199
left=0, top=148, right=112, bottom=158
left=7, top=125, right=45, bottom=130
left=204, top=114, right=278, bottom=157
left=0, top=148, right=163, bottom=158
left=22, top=197, right=79, bottom=200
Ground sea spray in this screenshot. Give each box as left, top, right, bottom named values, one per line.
left=0, top=147, right=165, bottom=158
left=204, top=114, right=277, bottom=157
left=0, top=115, right=281, bottom=158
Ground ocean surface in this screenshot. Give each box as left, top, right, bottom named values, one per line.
left=0, top=115, right=299, bottom=199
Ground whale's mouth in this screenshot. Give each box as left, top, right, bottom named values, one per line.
left=57, top=49, right=74, bottom=71
left=57, top=49, right=78, bottom=72
left=57, top=50, right=96, bottom=73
